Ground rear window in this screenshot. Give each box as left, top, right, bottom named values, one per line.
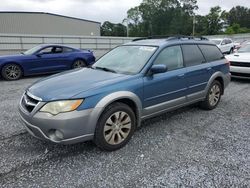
left=181, top=45, right=205, bottom=67
left=198, top=45, right=224, bottom=62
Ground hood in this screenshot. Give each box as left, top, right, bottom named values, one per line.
left=0, top=54, right=24, bottom=60
left=28, top=68, right=130, bottom=101
left=225, top=53, right=250, bottom=62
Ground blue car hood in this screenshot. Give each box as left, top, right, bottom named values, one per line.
left=28, top=68, right=130, bottom=101
left=0, top=54, right=24, bottom=60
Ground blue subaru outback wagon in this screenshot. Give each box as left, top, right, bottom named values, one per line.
left=19, top=36, right=230, bottom=151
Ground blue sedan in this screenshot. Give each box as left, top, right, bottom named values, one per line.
left=0, top=44, right=96, bottom=80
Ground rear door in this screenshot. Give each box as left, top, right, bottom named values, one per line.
left=143, top=45, right=188, bottom=116
left=181, top=44, right=212, bottom=101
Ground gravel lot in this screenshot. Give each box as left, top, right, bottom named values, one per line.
left=0, top=76, right=249, bottom=187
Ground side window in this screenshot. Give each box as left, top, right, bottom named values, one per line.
left=154, top=45, right=184, bottom=71
left=63, top=47, right=74, bottom=53
left=39, top=47, right=53, bottom=54
left=52, top=47, right=63, bottom=53
left=198, top=45, right=224, bottom=62
left=181, top=45, right=205, bottom=67
left=221, top=40, right=226, bottom=45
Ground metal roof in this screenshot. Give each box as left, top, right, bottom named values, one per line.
left=0, top=11, right=101, bottom=25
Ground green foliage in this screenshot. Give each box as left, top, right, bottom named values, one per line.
left=204, top=6, right=223, bottom=35
left=101, top=21, right=127, bottom=37
left=100, top=1, right=250, bottom=37
left=225, top=23, right=250, bottom=34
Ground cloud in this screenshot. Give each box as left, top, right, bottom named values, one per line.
left=196, top=0, right=250, bottom=15
left=0, top=0, right=142, bottom=23
left=0, top=0, right=249, bottom=23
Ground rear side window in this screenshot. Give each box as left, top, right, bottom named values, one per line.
left=198, top=45, right=224, bottom=62
left=181, top=45, right=205, bottom=67
left=63, top=47, right=74, bottom=53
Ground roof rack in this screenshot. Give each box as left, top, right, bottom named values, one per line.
left=132, top=35, right=208, bottom=42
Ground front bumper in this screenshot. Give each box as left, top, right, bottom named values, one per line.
left=230, top=66, right=250, bottom=79
left=19, top=99, right=95, bottom=144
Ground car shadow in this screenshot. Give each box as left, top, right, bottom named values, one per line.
left=231, top=77, right=250, bottom=83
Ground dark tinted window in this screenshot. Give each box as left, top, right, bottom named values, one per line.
left=63, top=47, right=74, bottom=53
left=181, top=45, right=205, bottom=67
left=154, top=45, right=184, bottom=71
left=53, top=47, right=63, bottom=53
left=199, top=45, right=224, bottom=62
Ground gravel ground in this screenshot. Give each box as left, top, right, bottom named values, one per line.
left=0, top=76, right=249, bottom=187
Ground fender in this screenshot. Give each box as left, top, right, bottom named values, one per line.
left=87, top=91, right=143, bottom=133
left=205, top=71, right=226, bottom=94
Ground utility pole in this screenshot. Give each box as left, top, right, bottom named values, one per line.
left=123, top=18, right=129, bottom=37
left=192, top=14, right=196, bottom=36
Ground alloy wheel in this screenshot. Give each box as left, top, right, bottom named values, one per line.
left=103, top=111, right=132, bottom=145
left=73, top=60, right=86, bottom=68
left=4, top=64, right=22, bottom=80
left=209, top=84, right=221, bottom=106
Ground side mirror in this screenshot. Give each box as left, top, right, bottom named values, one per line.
left=150, top=64, right=168, bottom=75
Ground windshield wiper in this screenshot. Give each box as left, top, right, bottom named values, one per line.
left=94, top=66, right=117, bottom=73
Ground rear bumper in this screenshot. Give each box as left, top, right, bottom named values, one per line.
left=223, top=72, right=231, bottom=88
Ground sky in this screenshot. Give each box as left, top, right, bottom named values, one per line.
left=0, top=0, right=249, bottom=23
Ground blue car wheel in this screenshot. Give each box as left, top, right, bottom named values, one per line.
left=1, top=64, right=23, bottom=80
left=72, top=59, right=87, bottom=69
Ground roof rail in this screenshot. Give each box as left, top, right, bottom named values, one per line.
left=166, top=35, right=208, bottom=41
left=132, top=35, right=208, bottom=42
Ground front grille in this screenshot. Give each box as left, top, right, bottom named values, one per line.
left=231, top=72, right=250, bottom=77
left=230, top=61, right=250, bottom=67
left=21, top=92, right=40, bottom=113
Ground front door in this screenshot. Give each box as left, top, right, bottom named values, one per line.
left=143, top=45, right=188, bottom=117
left=29, top=46, right=68, bottom=73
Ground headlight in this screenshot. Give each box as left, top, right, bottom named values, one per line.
left=40, top=99, right=83, bottom=115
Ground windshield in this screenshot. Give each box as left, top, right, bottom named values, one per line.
left=23, top=45, right=43, bottom=55
left=238, top=44, right=250, bottom=53
left=211, top=39, right=221, bottom=45
left=93, top=45, right=157, bottom=75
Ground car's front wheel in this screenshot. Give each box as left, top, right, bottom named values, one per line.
left=72, top=59, right=86, bottom=69
left=200, top=80, right=222, bottom=110
left=94, top=102, right=136, bottom=151
left=1, top=64, right=23, bottom=80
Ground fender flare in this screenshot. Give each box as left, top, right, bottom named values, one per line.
left=88, top=91, right=143, bottom=133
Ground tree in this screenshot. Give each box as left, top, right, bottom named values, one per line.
left=125, top=0, right=198, bottom=37
left=101, top=21, right=127, bottom=36
left=204, top=6, right=223, bottom=35
left=227, top=6, right=250, bottom=28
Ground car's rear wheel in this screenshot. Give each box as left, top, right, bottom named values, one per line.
left=1, top=64, right=23, bottom=80
left=200, top=80, right=222, bottom=110
left=72, top=59, right=86, bottom=69
left=94, top=102, right=136, bottom=151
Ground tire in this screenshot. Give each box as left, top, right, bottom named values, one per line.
left=200, top=80, right=222, bottom=110
left=1, top=64, right=23, bottom=80
left=72, top=59, right=87, bottom=69
left=94, top=102, right=136, bottom=151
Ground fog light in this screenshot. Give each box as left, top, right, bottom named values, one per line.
left=55, top=130, right=64, bottom=140
left=48, top=129, right=64, bottom=141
